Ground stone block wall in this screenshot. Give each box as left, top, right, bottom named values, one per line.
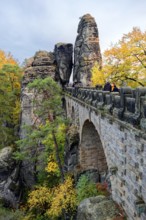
left=65, top=92, right=146, bottom=220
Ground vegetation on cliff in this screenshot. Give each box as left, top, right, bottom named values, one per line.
left=15, top=77, right=77, bottom=219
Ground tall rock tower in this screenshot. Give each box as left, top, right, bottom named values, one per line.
left=73, top=14, right=102, bottom=86
left=54, top=43, right=73, bottom=85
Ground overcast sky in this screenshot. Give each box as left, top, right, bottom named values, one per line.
left=0, top=0, right=146, bottom=65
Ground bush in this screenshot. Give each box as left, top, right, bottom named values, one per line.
left=96, top=182, right=109, bottom=196
left=0, top=204, right=24, bottom=220
left=76, top=174, right=97, bottom=204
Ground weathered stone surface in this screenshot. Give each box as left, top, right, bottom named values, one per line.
left=64, top=124, right=79, bottom=172
left=0, top=147, right=14, bottom=171
left=77, top=196, right=119, bottom=220
left=32, top=51, right=55, bottom=66
left=24, top=57, right=34, bottom=68
left=54, top=43, right=73, bottom=85
left=65, top=91, right=146, bottom=220
left=73, top=14, right=102, bottom=86
left=22, top=51, right=56, bottom=87
left=20, top=50, right=57, bottom=188
left=0, top=147, right=21, bottom=208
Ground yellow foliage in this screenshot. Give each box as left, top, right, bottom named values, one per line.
left=26, top=177, right=77, bottom=219
left=0, top=50, right=17, bottom=68
left=47, top=176, right=77, bottom=218
left=102, top=27, right=146, bottom=87
left=27, top=186, right=53, bottom=212
left=45, top=161, right=59, bottom=174
left=58, top=123, right=67, bottom=133
left=91, top=62, right=105, bottom=86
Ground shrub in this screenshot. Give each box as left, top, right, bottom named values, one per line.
left=0, top=204, right=24, bottom=220
left=96, top=182, right=109, bottom=196
left=76, top=174, right=97, bottom=204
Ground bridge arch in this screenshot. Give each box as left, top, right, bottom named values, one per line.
left=80, top=120, right=108, bottom=181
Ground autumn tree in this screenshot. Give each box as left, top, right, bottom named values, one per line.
left=91, top=62, right=105, bottom=86
left=0, top=50, right=17, bottom=68
left=91, top=27, right=146, bottom=87
left=0, top=51, right=22, bottom=148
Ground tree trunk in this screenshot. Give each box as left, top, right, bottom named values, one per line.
left=52, top=130, right=65, bottom=182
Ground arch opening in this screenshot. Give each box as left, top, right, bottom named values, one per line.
left=80, top=120, right=108, bottom=182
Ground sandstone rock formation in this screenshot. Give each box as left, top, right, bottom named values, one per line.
left=23, top=51, right=56, bottom=87
left=64, top=124, right=79, bottom=172
left=20, top=51, right=57, bottom=188
left=77, top=196, right=120, bottom=220
left=20, top=51, right=56, bottom=139
left=20, top=47, right=73, bottom=188
left=73, top=14, right=102, bottom=86
left=54, top=43, right=73, bottom=85
left=0, top=147, right=21, bottom=208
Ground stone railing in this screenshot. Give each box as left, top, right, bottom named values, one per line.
left=65, top=86, right=146, bottom=132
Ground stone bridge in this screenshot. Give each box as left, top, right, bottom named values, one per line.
left=64, top=86, right=146, bottom=220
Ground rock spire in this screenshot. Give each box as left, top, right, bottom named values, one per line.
left=73, top=14, right=102, bottom=86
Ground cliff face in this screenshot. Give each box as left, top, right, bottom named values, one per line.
left=20, top=51, right=56, bottom=138
left=20, top=46, right=73, bottom=188
left=22, top=51, right=56, bottom=87
left=73, top=14, right=102, bottom=86
left=54, top=43, right=73, bottom=85
left=20, top=51, right=57, bottom=187
left=0, top=147, right=21, bottom=208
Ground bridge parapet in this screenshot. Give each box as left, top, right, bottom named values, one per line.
left=65, top=86, right=146, bottom=131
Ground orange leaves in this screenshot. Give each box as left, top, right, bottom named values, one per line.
left=0, top=50, right=17, bottom=68
left=102, top=27, right=146, bottom=87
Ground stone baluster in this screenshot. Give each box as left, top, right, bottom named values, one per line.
left=140, top=97, right=146, bottom=131
left=112, top=94, right=121, bottom=118
left=84, top=90, right=91, bottom=103
left=87, top=90, right=94, bottom=105
left=82, top=90, right=88, bottom=101
left=116, top=87, right=133, bottom=119
left=80, top=89, right=85, bottom=100
left=138, top=89, right=146, bottom=132
left=93, top=90, right=101, bottom=108
left=104, top=92, right=112, bottom=114
left=123, top=97, right=136, bottom=124
left=91, top=91, right=98, bottom=107
left=76, top=88, right=82, bottom=99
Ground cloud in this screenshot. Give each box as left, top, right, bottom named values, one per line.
left=0, top=0, right=145, bottom=64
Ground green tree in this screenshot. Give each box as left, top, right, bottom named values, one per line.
left=15, top=77, right=67, bottom=183
left=0, top=64, right=22, bottom=148
left=76, top=174, right=97, bottom=204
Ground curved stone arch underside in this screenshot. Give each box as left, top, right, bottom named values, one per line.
left=80, top=120, right=108, bottom=179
